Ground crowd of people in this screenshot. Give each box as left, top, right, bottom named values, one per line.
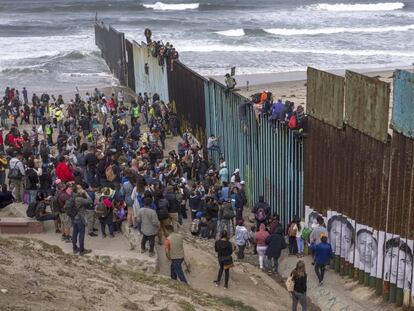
left=0, top=85, right=327, bottom=310
left=249, top=90, right=308, bottom=135
left=144, top=28, right=179, bottom=70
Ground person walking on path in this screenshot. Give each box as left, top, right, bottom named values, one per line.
left=296, top=217, right=306, bottom=258
left=69, top=184, right=93, bottom=256
left=311, top=235, right=333, bottom=286
left=214, top=230, right=235, bottom=289
left=136, top=197, right=160, bottom=257
left=164, top=224, right=188, bottom=284
left=309, top=215, right=328, bottom=264
left=265, top=225, right=286, bottom=274
left=8, top=151, right=25, bottom=202
left=234, top=219, right=250, bottom=259
left=290, top=260, right=308, bottom=311
left=254, top=223, right=270, bottom=270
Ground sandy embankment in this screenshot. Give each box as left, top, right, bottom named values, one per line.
left=212, top=68, right=397, bottom=107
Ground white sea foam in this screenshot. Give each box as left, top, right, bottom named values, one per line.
left=142, top=2, right=199, bottom=11
left=59, top=72, right=114, bottom=78
left=264, top=24, right=414, bottom=36
left=215, top=29, right=245, bottom=37
left=0, top=33, right=96, bottom=65
left=307, top=2, right=405, bottom=12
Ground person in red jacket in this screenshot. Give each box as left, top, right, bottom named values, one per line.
left=55, top=156, right=74, bottom=182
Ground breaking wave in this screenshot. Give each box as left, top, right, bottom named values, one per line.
left=306, top=2, right=405, bottom=12
left=264, top=24, right=414, bottom=36
left=142, top=2, right=199, bottom=11
left=215, top=29, right=245, bottom=37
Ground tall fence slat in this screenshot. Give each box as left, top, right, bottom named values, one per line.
left=392, top=70, right=414, bottom=138
left=132, top=41, right=169, bottom=102
left=125, top=39, right=135, bottom=92
left=307, top=67, right=345, bottom=129
left=94, top=22, right=126, bottom=85
left=168, top=61, right=207, bottom=145
left=344, top=70, right=390, bottom=142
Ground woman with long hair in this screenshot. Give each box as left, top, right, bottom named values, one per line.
left=214, top=230, right=234, bottom=289
left=291, top=260, right=307, bottom=311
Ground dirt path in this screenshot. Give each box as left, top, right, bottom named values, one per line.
left=155, top=216, right=295, bottom=311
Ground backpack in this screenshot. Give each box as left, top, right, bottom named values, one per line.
left=301, top=227, right=312, bottom=241
left=222, top=205, right=235, bottom=220
left=8, top=161, right=23, bottom=180
left=156, top=203, right=169, bottom=221
left=288, top=223, right=298, bottom=237
left=190, top=219, right=200, bottom=234
left=4, top=133, right=11, bottom=146
left=26, top=202, right=37, bottom=218
left=95, top=201, right=110, bottom=218
left=105, top=164, right=116, bottom=182
left=64, top=195, right=78, bottom=218
left=285, top=275, right=295, bottom=292
left=255, top=207, right=267, bottom=222
left=49, top=195, right=60, bottom=215
left=288, top=114, right=297, bottom=129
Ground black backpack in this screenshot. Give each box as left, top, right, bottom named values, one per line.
left=156, top=199, right=169, bottom=221
left=65, top=195, right=78, bottom=218
left=26, top=202, right=37, bottom=218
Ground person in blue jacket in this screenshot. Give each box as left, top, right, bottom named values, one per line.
left=310, top=235, right=333, bottom=285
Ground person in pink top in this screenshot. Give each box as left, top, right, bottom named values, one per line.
left=254, top=223, right=270, bottom=270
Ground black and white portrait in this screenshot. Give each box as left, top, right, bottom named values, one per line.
left=327, top=214, right=355, bottom=261
left=355, top=227, right=378, bottom=272
left=384, top=236, right=413, bottom=289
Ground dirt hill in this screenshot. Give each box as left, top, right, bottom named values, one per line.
left=0, top=236, right=258, bottom=311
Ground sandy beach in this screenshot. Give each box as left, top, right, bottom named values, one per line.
left=213, top=68, right=399, bottom=107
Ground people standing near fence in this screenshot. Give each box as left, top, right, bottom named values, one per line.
left=234, top=219, right=250, bottom=259
left=311, top=235, right=333, bottom=286
left=309, top=216, right=328, bottom=265
left=252, top=195, right=271, bottom=229
left=254, top=223, right=270, bottom=271
left=296, top=217, right=306, bottom=258
left=265, top=225, right=286, bottom=274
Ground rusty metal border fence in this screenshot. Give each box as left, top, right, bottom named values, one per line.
left=306, top=67, right=345, bottom=129
left=125, top=39, right=135, bottom=92
left=392, top=70, right=414, bottom=138
left=305, top=68, right=414, bottom=308
left=167, top=60, right=208, bottom=145
left=94, top=21, right=126, bottom=85
left=344, top=70, right=390, bottom=142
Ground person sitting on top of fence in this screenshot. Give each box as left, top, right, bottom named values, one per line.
left=253, top=90, right=270, bottom=122
left=288, top=105, right=308, bottom=135
left=271, top=98, right=286, bottom=121
left=225, top=74, right=237, bottom=91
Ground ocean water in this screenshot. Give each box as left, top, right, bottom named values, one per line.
left=1, top=0, right=414, bottom=94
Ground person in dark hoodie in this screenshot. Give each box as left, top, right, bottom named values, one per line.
left=214, top=230, right=235, bottom=289
left=265, top=225, right=286, bottom=274
left=189, top=190, right=203, bottom=220
left=252, top=195, right=271, bottom=229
